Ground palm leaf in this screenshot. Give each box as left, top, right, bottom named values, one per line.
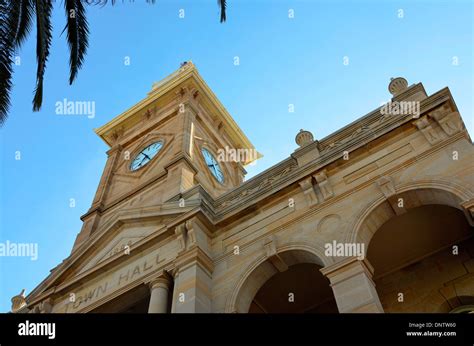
left=0, top=0, right=34, bottom=125
left=64, top=0, right=89, bottom=84
left=0, top=1, right=13, bottom=125
left=218, top=0, right=226, bottom=23
left=14, top=0, right=34, bottom=47
left=92, top=0, right=157, bottom=6
left=33, top=0, right=53, bottom=112
left=0, top=0, right=229, bottom=125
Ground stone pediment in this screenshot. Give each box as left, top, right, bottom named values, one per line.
left=25, top=206, right=192, bottom=302
left=77, top=224, right=158, bottom=274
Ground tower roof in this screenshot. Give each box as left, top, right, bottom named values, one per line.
left=94, top=62, right=258, bottom=164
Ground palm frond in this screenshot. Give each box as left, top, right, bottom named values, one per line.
left=218, top=0, right=226, bottom=23
left=14, top=0, right=34, bottom=47
left=33, top=0, right=53, bottom=112
left=64, top=0, right=89, bottom=84
left=87, top=0, right=156, bottom=6
left=0, top=1, right=13, bottom=126
left=0, top=0, right=34, bottom=126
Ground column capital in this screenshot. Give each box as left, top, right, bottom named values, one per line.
left=320, top=257, right=375, bottom=286
left=146, top=271, right=172, bottom=291
left=320, top=257, right=383, bottom=313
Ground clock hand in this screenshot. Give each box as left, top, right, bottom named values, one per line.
left=138, top=155, right=148, bottom=167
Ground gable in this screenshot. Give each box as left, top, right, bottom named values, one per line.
left=77, top=223, right=159, bottom=274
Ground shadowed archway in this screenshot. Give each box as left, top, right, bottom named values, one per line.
left=231, top=248, right=338, bottom=313
left=360, top=187, right=474, bottom=312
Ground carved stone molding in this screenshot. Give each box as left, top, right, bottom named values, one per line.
left=298, top=176, right=318, bottom=206
left=314, top=170, right=334, bottom=200
left=142, top=107, right=158, bottom=122
left=376, top=176, right=396, bottom=199
left=29, top=306, right=40, bottom=313
left=435, top=112, right=462, bottom=136
left=176, top=86, right=189, bottom=99
left=413, top=116, right=441, bottom=145
left=264, top=235, right=277, bottom=258
left=174, top=223, right=187, bottom=253
left=175, top=217, right=206, bottom=254
left=184, top=219, right=198, bottom=248
left=375, top=176, right=406, bottom=216
left=39, top=298, right=53, bottom=313
left=263, top=236, right=288, bottom=273
left=109, top=127, right=125, bottom=144
left=220, top=161, right=298, bottom=209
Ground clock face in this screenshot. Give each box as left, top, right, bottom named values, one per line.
left=130, top=141, right=163, bottom=171
left=202, top=148, right=224, bottom=184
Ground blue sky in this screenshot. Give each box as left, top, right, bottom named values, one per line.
left=0, top=0, right=472, bottom=312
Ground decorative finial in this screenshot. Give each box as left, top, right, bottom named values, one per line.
left=388, top=77, right=408, bottom=96
left=11, top=289, right=27, bottom=313
left=295, top=129, right=314, bottom=147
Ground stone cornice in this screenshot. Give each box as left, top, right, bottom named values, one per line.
left=155, top=88, right=466, bottom=226
left=391, top=82, right=427, bottom=102
left=206, top=88, right=459, bottom=218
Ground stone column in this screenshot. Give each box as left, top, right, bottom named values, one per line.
left=148, top=273, right=172, bottom=313
left=320, top=257, right=384, bottom=313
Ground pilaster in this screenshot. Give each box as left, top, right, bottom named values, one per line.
left=320, top=257, right=383, bottom=313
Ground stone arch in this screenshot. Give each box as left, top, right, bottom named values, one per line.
left=344, top=179, right=474, bottom=313
left=438, top=295, right=474, bottom=313
left=449, top=304, right=474, bottom=313
left=346, top=179, right=474, bottom=251
left=402, top=289, right=474, bottom=313
left=225, top=244, right=330, bottom=313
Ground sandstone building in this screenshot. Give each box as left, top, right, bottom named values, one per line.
left=11, top=62, right=474, bottom=313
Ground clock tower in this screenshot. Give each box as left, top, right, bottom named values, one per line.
left=73, top=62, right=258, bottom=251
